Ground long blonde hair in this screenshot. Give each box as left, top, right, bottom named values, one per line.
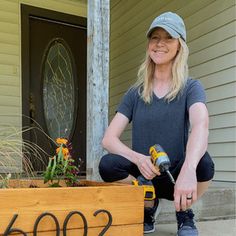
left=133, top=38, right=189, bottom=103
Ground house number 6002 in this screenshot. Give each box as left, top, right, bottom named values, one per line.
left=3, top=209, right=112, bottom=236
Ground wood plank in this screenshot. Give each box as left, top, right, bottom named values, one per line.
left=209, top=113, right=236, bottom=129
left=208, top=143, right=236, bottom=157
left=4, top=224, right=143, bottom=236
left=0, top=10, right=18, bottom=24
left=187, top=7, right=235, bottom=42
left=189, top=52, right=236, bottom=79
left=0, top=75, right=19, bottom=86
left=212, top=157, right=236, bottom=171
left=87, top=0, right=110, bottom=180
left=0, top=95, right=20, bottom=106
left=0, top=0, right=18, bottom=13
left=207, top=97, right=236, bottom=116
left=189, top=37, right=235, bottom=67
left=200, top=67, right=236, bottom=89
left=0, top=85, right=20, bottom=96
left=0, top=183, right=144, bottom=233
left=213, top=171, right=236, bottom=182
left=0, top=65, right=19, bottom=76
left=0, top=31, right=18, bottom=44
left=0, top=22, right=18, bottom=35
left=185, top=0, right=234, bottom=30
left=0, top=115, right=21, bottom=126
left=0, top=105, right=20, bottom=115
left=110, top=66, right=137, bottom=86
left=109, top=93, right=124, bottom=107
left=205, top=82, right=236, bottom=102
left=209, top=127, right=236, bottom=143
left=0, top=42, right=19, bottom=55
left=189, top=21, right=236, bottom=54
left=0, top=53, right=19, bottom=65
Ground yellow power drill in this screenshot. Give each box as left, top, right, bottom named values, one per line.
left=149, top=144, right=176, bottom=185
left=132, top=144, right=175, bottom=201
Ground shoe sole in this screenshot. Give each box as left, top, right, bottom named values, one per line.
left=144, top=200, right=162, bottom=234
left=144, top=225, right=156, bottom=234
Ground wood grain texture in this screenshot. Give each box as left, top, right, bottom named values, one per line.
left=0, top=180, right=144, bottom=235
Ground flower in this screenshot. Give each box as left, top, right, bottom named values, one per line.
left=43, top=138, right=79, bottom=187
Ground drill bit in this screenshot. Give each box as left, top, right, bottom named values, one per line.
left=166, top=170, right=176, bottom=185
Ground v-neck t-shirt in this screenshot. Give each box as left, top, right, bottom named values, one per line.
left=117, top=78, right=206, bottom=168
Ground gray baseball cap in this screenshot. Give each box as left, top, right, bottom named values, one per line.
left=146, top=12, right=186, bottom=41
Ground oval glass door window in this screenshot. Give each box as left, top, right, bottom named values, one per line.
left=42, top=39, right=75, bottom=140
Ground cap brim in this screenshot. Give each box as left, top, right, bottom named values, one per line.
left=147, top=24, right=180, bottom=39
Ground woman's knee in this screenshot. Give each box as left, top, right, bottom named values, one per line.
left=196, top=152, right=215, bottom=182
left=99, top=154, right=115, bottom=182
left=98, top=154, right=131, bottom=182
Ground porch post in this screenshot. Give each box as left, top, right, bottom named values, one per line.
left=87, top=0, right=110, bottom=180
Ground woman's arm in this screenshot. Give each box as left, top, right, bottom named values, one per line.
left=102, top=112, right=159, bottom=179
left=174, top=102, right=209, bottom=211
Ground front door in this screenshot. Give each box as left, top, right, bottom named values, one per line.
left=21, top=5, right=87, bottom=174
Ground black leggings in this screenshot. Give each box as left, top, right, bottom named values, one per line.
left=99, top=152, right=215, bottom=200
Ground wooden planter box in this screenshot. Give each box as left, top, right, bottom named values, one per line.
left=0, top=180, right=144, bottom=235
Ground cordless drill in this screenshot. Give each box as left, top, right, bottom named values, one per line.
left=149, top=144, right=176, bottom=185
left=132, top=144, right=175, bottom=201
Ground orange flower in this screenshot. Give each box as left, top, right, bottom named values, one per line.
left=56, top=138, right=68, bottom=145
left=56, top=147, right=70, bottom=159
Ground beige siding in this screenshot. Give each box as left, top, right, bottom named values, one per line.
left=110, top=0, right=236, bottom=181
left=0, top=0, right=87, bottom=171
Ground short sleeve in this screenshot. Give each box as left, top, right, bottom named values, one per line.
left=186, top=79, right=206, bottom=111
left=116, top=88, right=136, bottom=122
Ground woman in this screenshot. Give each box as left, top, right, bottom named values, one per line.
left=99, top=12, right=214, bottom=235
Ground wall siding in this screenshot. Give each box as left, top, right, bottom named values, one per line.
left=0, top=0, right=87, bottom=171
left=110, top=0, right=236, bottom=182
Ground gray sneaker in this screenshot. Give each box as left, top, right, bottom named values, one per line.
left=144, top=199, right=161, bottom=234
left=176, top=209, right=198, bottom=236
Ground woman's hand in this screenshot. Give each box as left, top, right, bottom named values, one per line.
left=136, top=155, right=160, bottom=180
left=174, top=164, right=197, bottom=212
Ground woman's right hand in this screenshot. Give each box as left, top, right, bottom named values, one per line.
left=136, top=155, right=161, bottom=180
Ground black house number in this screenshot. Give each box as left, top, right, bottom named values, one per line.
left=3, top=209, right=112, bottom=236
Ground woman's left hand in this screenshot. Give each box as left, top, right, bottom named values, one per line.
left=174, top=164, right=197, bottom=212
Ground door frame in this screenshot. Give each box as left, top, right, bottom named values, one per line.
left=21, top=4, right=87, bottom=168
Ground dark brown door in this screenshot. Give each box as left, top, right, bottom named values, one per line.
left=22, top=5, right=87, bottom=174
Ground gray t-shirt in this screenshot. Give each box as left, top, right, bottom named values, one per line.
left=117, top=78, right=206, bottom=168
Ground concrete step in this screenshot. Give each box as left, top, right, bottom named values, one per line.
left=156, top=181, right=236, bottom=223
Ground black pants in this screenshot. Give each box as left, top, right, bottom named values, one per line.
left=99, top=152, right=215, bottom=200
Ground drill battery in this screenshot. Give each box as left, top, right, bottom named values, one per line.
left=132, top=175, right=156, bottom=201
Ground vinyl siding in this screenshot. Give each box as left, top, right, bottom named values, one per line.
left=0, top=0, right=87, bottom=172
left=110, top=0, right=236, bottom=181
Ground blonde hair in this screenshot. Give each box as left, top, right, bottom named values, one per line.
left=133, top=38, right=189, bottom=103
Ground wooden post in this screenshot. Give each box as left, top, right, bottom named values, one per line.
left=87, top=0, right=109, bottom=180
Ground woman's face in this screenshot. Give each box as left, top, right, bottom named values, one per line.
left=148, top=28, right=180, bottom=66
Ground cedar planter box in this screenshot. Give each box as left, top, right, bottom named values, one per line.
left=0, top=180, right=144, bottom=235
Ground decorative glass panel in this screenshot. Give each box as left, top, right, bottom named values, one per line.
left=43, top=39, right=75, bottom=140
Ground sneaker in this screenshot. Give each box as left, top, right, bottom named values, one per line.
left=176, top=209, right=198, bottom=236
left=144, top=199, right=161, bottom=234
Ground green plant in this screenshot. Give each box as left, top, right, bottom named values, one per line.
left=0, top=126, right=46, bottom=187
left=0, top=173, right=11, bottom=188
left=43, top=138, right=79, bottom=187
